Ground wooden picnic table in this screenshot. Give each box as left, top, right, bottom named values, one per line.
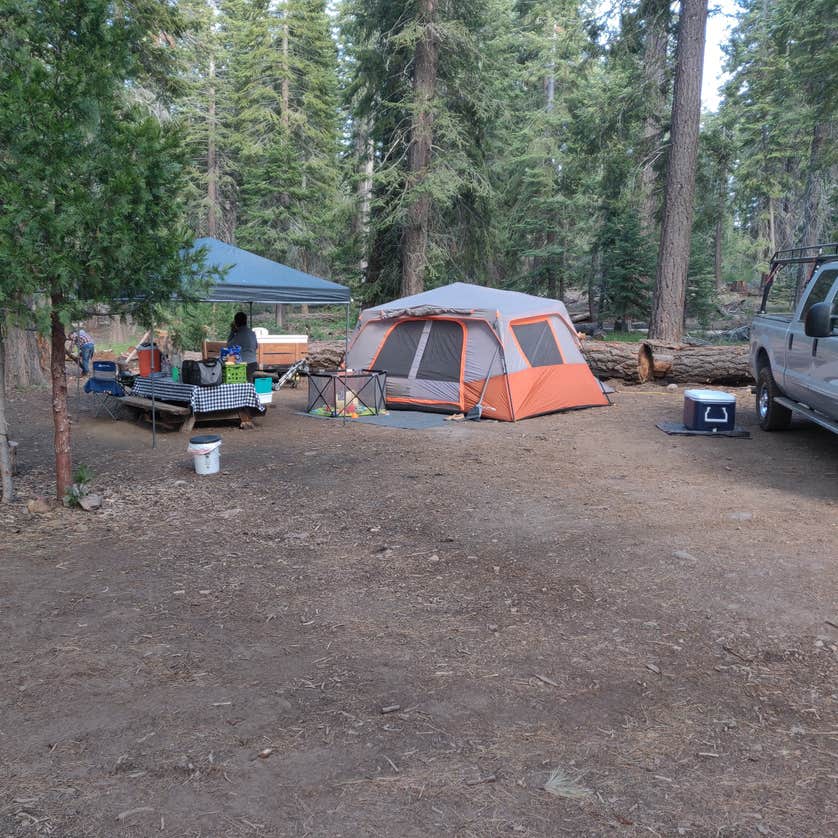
left=124, top=377, right=265, bottom=431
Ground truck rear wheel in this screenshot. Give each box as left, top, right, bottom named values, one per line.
left=756, top=367, right=792, bottom=431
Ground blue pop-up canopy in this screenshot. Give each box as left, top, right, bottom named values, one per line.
left=192, top=237, right=351, bottom=305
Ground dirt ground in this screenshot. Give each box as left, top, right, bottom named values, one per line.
left=1, top=381, right=836, bottom=838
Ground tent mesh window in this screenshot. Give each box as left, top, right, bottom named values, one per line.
left=374, top=321, right=424, bottom=377
left=512, top=321, right=563, bottom=367
left=416, top=321, right=464, bottom=381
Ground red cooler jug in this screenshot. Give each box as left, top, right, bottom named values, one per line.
left=137, top=344, right=161, bottom=377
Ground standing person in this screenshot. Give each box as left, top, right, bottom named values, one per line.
left=67, top=328, right=95, bottom=375
left=227, top=312, right=258, bottom=381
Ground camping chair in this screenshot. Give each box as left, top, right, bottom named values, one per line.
left=83, top=361, right=126, bottom=419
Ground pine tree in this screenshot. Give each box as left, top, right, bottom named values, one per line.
left=178, top=0, right=237, bottom=241
left=498, top=0, right=599, bottom=300
left=720, top=0, right=836, bottom=290
left=649, top=0, right=709, bottom=343
left=345, top=0, right=507, bottom=301
left=0, top=0, right=199, bottom=498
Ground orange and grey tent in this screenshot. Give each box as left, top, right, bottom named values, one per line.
left=346, top=283, right=609, bottom=421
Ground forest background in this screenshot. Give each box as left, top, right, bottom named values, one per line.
left=175, top=0, right=836, bottom=329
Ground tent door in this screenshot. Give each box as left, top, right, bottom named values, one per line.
left=407, top=321, right=434, bottom=380
left=373, top=318, right=465, bottom=407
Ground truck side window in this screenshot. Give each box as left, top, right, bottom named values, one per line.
left=800, top=269, right=838, bottom=320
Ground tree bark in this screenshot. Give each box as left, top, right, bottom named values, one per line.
left=580, top=341, right=643, bottom=382
left=351, top=122, right=374, bottom=239
left=794, top=120, right=830, bottom=304
left=207, top=55, right=219, bottom=239
left=714, top=213, right=724, bottom=292
left=582, top=340, right=751, bottom=385
left=638, top=0, right=670, bottom=237
left=648, top=0, right=708, bottom=344
left=50, top=303, right=73, bottom=500
left=0, top=328, right=14, bottom=503
left=281, top=17, right=290, bottom=131
left=3, top=324, right=47, bottom=389
left=545, top=18, right=556, bottom=112
left=638, top=341, right=752, bottom=385
left=401, top=0, right=438, bottom=297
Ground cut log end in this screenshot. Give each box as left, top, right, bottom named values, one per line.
left=637, top=344, right=653, bottom=383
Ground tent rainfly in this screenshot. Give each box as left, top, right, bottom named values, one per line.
left=191, top=237, right=351, bottom=305
left=347, top=282, right=609, bottom=421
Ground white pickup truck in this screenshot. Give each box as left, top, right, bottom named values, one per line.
left=750, top=245, right=838, bottom=434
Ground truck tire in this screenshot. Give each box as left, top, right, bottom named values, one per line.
left=756, top=366, right=792, bottom=431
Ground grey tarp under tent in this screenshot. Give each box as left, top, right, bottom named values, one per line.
left=142, top=237, right=351, bottom=446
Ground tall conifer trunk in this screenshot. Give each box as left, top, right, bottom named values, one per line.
left=401, top=0, right=438, bottom=297
left=794, top=121, right=829, bottom=302
left=50, top=302, right=72, bottom=501
left=281, top=16, right=290, bottom=131
left=649, top=0, right=708, bottom=343
left=0, top=328, right=13, bottom=503
left=639, top=0, right=670, bottom=236
left=207, top=55, right=219, bottom=239
left=714, top=213, right=724, bottom=291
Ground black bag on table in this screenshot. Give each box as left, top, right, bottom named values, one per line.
left=182, top=358, right=223, bottom=387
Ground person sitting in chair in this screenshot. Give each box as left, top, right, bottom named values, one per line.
left=68, top=328, right=95, bottom=376
left=227, top=312, right=258, bottom=381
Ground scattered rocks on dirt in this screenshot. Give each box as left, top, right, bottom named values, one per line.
left=78, top=493, right=102, bottom=511
left=26, top=496, right=53, bottom=515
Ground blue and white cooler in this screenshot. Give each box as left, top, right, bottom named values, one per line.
left=683, top=389, right=736, bottom=432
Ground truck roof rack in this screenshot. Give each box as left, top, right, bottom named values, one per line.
left=769, top=243, right=838, bottom=268
left=759, top=242, right=838, bottom=313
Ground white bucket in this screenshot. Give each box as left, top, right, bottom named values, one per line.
left=187, top=435, right=222, bottom=475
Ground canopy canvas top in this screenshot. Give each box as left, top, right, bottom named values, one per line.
left=192, top=237, right=350, bottom=305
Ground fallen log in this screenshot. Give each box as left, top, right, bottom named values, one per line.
left=307, top=341, right=344, bottom=370
left=579, top=341, right=642, bottom=383
left=638, top=341, right=753, bottom=385
left=291, top=337, right=754, bottom=386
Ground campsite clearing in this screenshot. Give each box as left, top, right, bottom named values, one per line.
left=1, top=384, right=837, bottom=837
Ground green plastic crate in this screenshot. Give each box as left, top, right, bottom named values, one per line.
left=222, top=363, right=247, bottom=384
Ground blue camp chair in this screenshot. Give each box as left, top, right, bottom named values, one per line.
left=84, top=361, right=125, bottom=419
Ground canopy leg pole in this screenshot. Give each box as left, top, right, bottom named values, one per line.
left=342, top=303, right=350, bottom=427
left=150, top=315, right=157, bottom=449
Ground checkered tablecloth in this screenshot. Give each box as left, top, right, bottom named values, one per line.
left=191, top=382, right=264, bottom=414
left=131, top=377, right=264, bottom=414
left=130, top=376, right=195, bottom=404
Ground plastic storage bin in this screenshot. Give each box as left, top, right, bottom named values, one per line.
left=222, top=363, right=247, bottom=384
left=683, top=389, right=736, bottom=431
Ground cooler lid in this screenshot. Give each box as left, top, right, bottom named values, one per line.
left=684, top=389, right=736, bottom=403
